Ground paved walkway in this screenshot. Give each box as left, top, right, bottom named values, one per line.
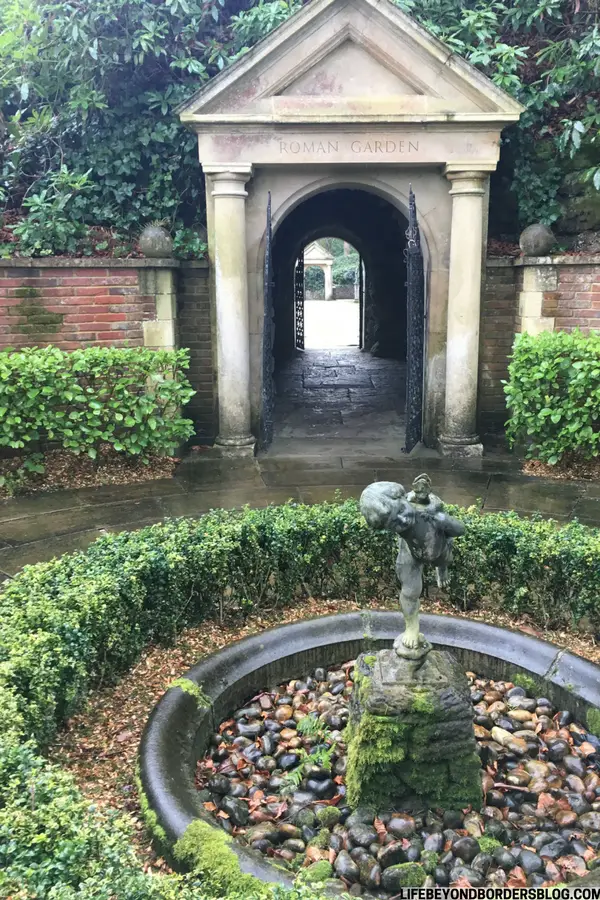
left=272, top=348, right=406, bottom=456
left=0, top=453, right=598, bottom=579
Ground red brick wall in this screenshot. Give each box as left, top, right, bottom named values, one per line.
left=553, top=261, right=600, bottom=332
left=478, top=260, right=517, bottom=434
left=0, top=262, right=156, bottom=349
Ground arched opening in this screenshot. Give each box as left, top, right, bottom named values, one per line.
left=268, top=186, right=412, bottom=450
left=304, top=238, right=361, bottom=349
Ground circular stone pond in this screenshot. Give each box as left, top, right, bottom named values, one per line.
left=140, top=612, right=600, bottom=894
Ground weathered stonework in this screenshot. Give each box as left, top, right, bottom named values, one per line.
left=346, top=650, right=482, bottom=811
left=178, top=0, right=523, bottom=452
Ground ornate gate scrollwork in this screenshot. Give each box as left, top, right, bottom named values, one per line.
left=404, top=186, right=425, bottom=454
left=294, top=248, right=305, bottom=350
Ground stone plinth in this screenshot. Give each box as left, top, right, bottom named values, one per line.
left=346, top=649, right=482, bottom=811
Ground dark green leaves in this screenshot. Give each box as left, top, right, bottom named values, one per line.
left=504, top=330, right=600, bottom=464
left=0, top=346, right=195, bottom=466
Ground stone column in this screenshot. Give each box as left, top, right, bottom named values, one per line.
left=324, top=263, right=333, bottom=301
left=203, top=164, right=254, bottom=451
left=439, top=166, right=493, bottom=458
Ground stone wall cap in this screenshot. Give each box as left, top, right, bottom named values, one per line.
left=515, top=255, right=600, bottom=266
left=0, top=257, right=181, bottom=269
left=0, top=257, right=208, bottom=270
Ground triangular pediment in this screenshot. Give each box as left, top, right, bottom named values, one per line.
left=179, top=0, right=523, bottom=125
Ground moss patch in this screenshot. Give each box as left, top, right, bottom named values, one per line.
left=512, top=672, right=543, bottom=696
left=316, top=806, right=341, bottom=828
left=135, top=770, right=168, bottom=848
left=479, top=835, right=502, bottom=854
left=386, top=862, right=427, bottom=887
left=174, top=819, right=270, bottom=898
left=9, top=300, right=64, bottom=335
left=298, top=860, right=333, bottom=884
left=170, top=677, right=211, bottom=708
left=587, top=707, right=600, bottom=738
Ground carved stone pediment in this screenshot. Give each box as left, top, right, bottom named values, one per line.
left=179, top=0, right=524, bottom=126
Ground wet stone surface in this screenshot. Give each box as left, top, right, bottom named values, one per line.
left=196, top=663, right=600, bottom=897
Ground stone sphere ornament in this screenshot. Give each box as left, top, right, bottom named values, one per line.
left=139, top=223, right=173, bottom=258
left=519, top=223, right=556, bottom=257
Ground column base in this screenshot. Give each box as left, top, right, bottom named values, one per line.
left=438, top=434, right=483, bottom=458
left=214, top=434, right=256, bottom=457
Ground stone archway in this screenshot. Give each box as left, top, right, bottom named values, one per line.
left=179, top=0, right=523, bottom=455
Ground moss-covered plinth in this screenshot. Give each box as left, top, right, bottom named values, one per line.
left=346, top=648, right=482, bottom=810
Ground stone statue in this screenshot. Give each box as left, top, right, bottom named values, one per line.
left=359, top=474, right=465, bottom=659
left=348, top=481, right=480, bottom=813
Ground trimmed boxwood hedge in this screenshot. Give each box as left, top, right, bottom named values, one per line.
left=2, top=499, right=600, bottom=897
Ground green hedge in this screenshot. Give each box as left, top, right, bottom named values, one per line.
left=2, top=499, right=600, bottom=897
left=0, top=345, right=195, bottom=462
left=505, top=330, right=600, bottom=464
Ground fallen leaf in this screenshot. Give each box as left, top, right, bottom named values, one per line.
left=203, top=801, right=217, bottom=812
left=506, top=867, right=527, bottom=888
left=216, top=810, right=230, bottom=820
left=116, top=729, right=133, bottom=743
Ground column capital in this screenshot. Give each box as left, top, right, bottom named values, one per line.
left=444, top=163, right=495, bottom=196
left=203, top=164, right=253, bottom=199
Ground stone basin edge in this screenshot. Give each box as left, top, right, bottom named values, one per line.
left=138, top=611, right=600, bottom=890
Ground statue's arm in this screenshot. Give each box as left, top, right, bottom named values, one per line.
left=435, top=511, right=465, bottom=537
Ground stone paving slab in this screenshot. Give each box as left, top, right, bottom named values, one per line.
left=0, top=498, right=164, bottom=545
left=0, top=450, right=598, bottom=579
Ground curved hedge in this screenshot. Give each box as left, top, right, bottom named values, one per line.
left=2, top=499, right=600, bottom=897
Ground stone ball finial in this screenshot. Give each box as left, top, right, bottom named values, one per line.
left=139, top=223, right=174, bottom=258
left=519, top=223, right=556, bottom=257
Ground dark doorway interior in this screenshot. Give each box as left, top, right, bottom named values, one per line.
left=273, top=188, right=408, bottom=363
left=266, top=187, right=410, bottom=455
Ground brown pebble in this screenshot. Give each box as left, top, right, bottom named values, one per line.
left=555, top=809, right=578, bottom=827
left=275, top=705, right=293, bottom=722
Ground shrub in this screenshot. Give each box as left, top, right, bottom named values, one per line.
left=0, top=346, right=195, bottom=465
left=2, top=498, right=600, bottom=895
left=504, top=330, right=600, bottom=464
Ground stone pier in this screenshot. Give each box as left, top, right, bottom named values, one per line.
left=346, top=649, right=482, bottom=812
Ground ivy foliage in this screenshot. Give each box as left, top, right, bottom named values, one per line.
left=0, top=0, right=598, bottom=253
left=1, top=498, right=600, bottom=893
left=505, top=330, right=600, bottom=464
left=0, top=346, right=195, bottom=471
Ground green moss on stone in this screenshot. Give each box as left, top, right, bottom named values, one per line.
left=13, top=286, right=40, bottom=299
left=174, top=819, right=270, bottom=898
left=298, top=860, right=334, bottom=884
left=386, top=863, right=427, bottom=887
left=135, top=769, right=168, bottom=847
left=316, top=806, right=341, bottom=828
left=346, top=712, right=409, bottom=808
left=421, top=851, right=439, bottom=875
left=363, top=655, right=377, bottom=666
left=478, top=836, right=502, bottom=854
left=587, top=707, right=600, bottom=738
left=308, top=828, right=331, bottom=850
left=411, top=690, right=435, bottom=715
left=512, top=673, right=542, bottom=695
left=170, top=677, right=211, bottom=708
left=10, top=300, right=64, bottom=335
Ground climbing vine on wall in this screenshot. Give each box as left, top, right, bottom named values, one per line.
left=0, top=0, right=598, bottom=253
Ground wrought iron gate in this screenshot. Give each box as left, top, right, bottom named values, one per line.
left=294, top=249, right=304, bottom=350
left=404, top=186, right=425, bottom=453
left=358, top=257, right=365, bottom=349
left=260, top=192, right=275, bottom=449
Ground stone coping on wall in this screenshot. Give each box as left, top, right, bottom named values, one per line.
left=0, top=257, right=208, bottom=268
left=487, top=255, right=600, bottom=267
left=140, top=610, right=600, bottom=888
